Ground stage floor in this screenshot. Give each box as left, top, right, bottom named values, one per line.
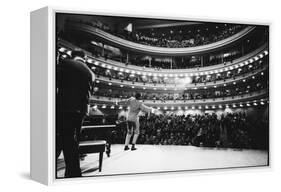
left=57, top=144, right=268, bottom=178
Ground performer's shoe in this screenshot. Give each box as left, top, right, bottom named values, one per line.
left=124, top=146, right=130, bottom=151
left=131, top=145, right=137, bottom=151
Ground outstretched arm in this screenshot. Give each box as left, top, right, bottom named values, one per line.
left=140, top=103, right=154, bottom=114
left=116, top=97, right=133, bottom=106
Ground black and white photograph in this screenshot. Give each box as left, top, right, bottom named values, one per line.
left=55, top=12, right=269, bottom=179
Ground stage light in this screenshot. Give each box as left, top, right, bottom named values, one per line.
left=114, top=67, right=118, bottom=71
left=66, top=50, right=72, bottom=56
left=205, top=106, right=209, bottom=109
left=204, top=87, right=207, bottom=89
left=164, top=106, right=168, bottom=110
left=153, top=87, right=156, bottom=90
left=245, top=61, right=249, bottom=65
left=102, top=105, right=106, bottom=109
left=240, top=104, right=243, bottom=107
left=143, top=87, right=146, bottom=90
left=125, top=69, right=130, bottom=73
left=120, top=85, right=124, bottom=87
left=224, top=84, right=226, bottom=86
left=185, top=106, right=188, bottom=110
left=240, top=63, right=244, bottom=67
left=264, top=50, right=268, bottom=55
left=233, top=82, right=236, bottom=85
left=249, top=59, right=254, bottom=63
left=246, top=103, right=251, bottom=107
left=260, top=101, right=265, bottom=105
left=108, top=83, right=112, bottom=86
left=225, top=105, right=229, bottom=108
left=261, top=72, right=264, bottom=75
left=171, top=106, right=175, bottom=110
left=192, top=106, right=195, bottom=109
left=137, top=71, right=141, bottom=75
left=111, top=105, right=115, bottom=109
left=243, top=79, right=246, bottom=82
left=119, top=106, right=123, bottom=110
left=229, top=66, right=233, bottom=70
left=219, top=105, right=222, bottom=109
left=198, top=106, right=202, bottom=109
left=233, top=104, right=236, bottom=108
left=212, top=105, right=216, bottom=109
left=157, top=107, right=160, bottom=110
left=96, top=80, right=100, bottom=83
left=131, top=86, right=134, bottom=89
left=87, top=58, right=93, bottom=63
left=214, top=85, right=217, bottom=88
left=107, top=65, right=112, bottom=69
left=101, top=63, right=106, bottom=68
left=252, top=76, right=255, bottom=79
left=178, top=106, right=181, bottom=110
left=119, top=68, right=124, bottom=72
left=253, top=103, right=257, bottom=106
left=58, top=47, right=66, bottom=52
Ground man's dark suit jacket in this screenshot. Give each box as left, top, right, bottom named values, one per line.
left=56, top=58, right=93, bottom=115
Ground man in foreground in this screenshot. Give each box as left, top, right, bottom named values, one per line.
left=56, top=50, right=95, bottom=178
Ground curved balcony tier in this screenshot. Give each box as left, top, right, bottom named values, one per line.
left=66, top=22, right=255, bottom=56
left=90, top=89, right=268, bottom=108
left=58, top=39, right=268, bottom=75
left=95, top=65, right=267, bottom=90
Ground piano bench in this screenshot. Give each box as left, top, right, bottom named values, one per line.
left=79, top=140, right=106, bottom=172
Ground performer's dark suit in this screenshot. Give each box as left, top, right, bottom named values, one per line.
left=56, top=58, right=93, bottom=178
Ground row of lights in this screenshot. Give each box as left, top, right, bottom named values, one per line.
left=58, top=47, right=268, bottom=78
left=95, top=71, right=265, bottom=90
left=93, top=99, right=267, bottom=110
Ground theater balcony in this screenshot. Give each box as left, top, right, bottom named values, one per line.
left=58, top=41, right=269, bottom=90
left=90, top=89, right=268, bottom=108
left=64, top=20, right=255, bottom=56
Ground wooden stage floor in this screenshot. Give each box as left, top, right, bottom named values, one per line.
left=57, top=144, right=268, bottom=178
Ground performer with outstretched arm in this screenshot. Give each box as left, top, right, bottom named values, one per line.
left=117, top=92, right=156, bottom=151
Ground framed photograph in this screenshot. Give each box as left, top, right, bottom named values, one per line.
left=31, top=7, right=269, bottom=185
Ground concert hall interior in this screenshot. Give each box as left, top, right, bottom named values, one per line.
left=55, top=13, right=269, bottom=178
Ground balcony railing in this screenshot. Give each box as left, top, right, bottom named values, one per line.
left=95, top=65, right=268, bottom=90
left=67, top=22, right=255, bottom=56
left=58, top=39, right=268, bottom=74
left=90, top=89, right=268, bottom=107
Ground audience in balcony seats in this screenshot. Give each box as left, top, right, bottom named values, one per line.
left=66, top=19, right=244, bottom=49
